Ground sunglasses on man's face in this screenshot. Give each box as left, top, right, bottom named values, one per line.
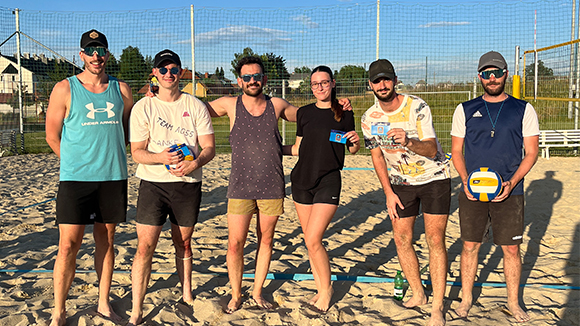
left=158, top=67, right=180, bottom=75
left=82, top=47, right=108, bottom=57
left=240, top=73, right=264, bottom=83
left=479, top=69, right=506, bottom=80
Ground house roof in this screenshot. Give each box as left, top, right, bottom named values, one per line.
left=2, top=64, right=18, bottom=74
left=1, top=53, right=81, bottom=77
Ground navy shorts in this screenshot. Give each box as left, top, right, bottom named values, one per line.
left=135, top=180, right=202, bottom=227
left=56, top=180, right=127, bottom=225
left=391, top=178, right=451, bottom=218
left=292, top=170, right=341, bottom=205
left=459, top=192, right=524, bottom=245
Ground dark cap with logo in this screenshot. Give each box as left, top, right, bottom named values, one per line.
left=369, top=59, right=396, bottom=82
left=154, top=49, right=181, bottom=68
left=80, top=29, right=108, bottom=49
left=478, top=51, right=507, bottom=72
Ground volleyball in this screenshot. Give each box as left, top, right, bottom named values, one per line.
left=467, top=167, right=503, bottom=202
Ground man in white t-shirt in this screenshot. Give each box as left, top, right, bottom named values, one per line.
left=361, top=59, right=451, bottom=326
left=127, top=49, right=215, bottom=326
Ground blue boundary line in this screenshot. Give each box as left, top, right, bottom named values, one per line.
left=0, top=269, right=577, bottom=290
left=0, top=198, right=55, bottom=217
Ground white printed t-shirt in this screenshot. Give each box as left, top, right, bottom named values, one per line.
left=361, top=94, right=450, bottom=186
left=130, top=93, right=214, bottom=183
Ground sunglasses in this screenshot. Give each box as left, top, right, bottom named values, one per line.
left=479, top=69, right=506, bottom=80
left=240, top=73, right=264, bottom=82
left=82, top=47, right=108, bottom=57
left=158, top=67, right=180, bottom=75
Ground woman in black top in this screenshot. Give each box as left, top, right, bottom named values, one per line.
left=284, top=66, right=360, bottom=313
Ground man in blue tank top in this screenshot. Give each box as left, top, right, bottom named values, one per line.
left=45, top=29, right=133, bottom=326
left=451, top=51, right=539, bottom=323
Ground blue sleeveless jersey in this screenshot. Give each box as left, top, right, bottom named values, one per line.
left=59, top=75, right=127, bottom=181
left=461, top=95, right=526, bottom=195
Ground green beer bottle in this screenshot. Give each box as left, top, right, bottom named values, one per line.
left=394, top=270, right=404, bottom=301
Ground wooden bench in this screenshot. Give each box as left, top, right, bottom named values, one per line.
left=539, top=129, right=580, bottom=159
left=0, top=129, right=17, bottom=157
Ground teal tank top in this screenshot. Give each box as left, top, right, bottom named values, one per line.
left=59, top=75, right=127, bottom=181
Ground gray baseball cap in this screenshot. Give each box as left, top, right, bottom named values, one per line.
left=478, top=51, right=507, bottom=72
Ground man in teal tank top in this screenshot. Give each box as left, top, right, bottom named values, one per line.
left=45, top=29, right=133, bottom=326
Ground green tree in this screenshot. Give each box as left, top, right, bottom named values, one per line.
left=294, top=66, right=311, bottom=74
left=118, top=46, right=150, bottom=99
left=525, top=60, right=554, bottom=78
left=106, top=53, right=120, bottom=77
left=230, top=48, right=290, bottom=96
left=335, top=65, right=367, bottom=94
left=230, top=47, right=259, bottom=77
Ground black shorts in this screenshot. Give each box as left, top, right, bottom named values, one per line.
left=458, top=192, right=524, bottom=245
left=391, top=178, right=451, bottom=218
left=135, top=180, right=202, bottom=227
left=292, top=170, right=341, bottom=205
left=56, top=180, right=127, bottom=225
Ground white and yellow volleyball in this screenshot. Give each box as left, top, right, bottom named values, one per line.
left=467, top=167, right=503, bottom=202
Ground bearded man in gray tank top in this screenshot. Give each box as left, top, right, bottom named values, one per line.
left=206, top=56, right=351, bottom=313
left=45, top=29, right=133, bottom=326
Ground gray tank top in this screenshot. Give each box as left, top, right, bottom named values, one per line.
left=227, top=95, right=285, bottom=199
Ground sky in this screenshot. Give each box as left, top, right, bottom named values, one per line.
left=2, top=0, right=519, bottom=12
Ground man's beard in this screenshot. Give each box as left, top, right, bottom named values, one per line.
left=482, top=80, right=505, bottom=96
left=373, top=86, right=396, bottom=102
left=243, top=82, right=263, bottom=97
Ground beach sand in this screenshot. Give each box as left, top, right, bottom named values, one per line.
left=0, top=153, right=578, bottom=325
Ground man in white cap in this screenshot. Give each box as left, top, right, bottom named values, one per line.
left=128, top=49, right=215, bottom=326
left=451, top=51, right=539, bottom=322
left=361, top=59, right=451, bottom=326
left=45, top=29, right=133, bottom=326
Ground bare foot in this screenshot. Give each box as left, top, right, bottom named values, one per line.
left=507, top=302, right=531, bottom=323
left=224, top=296, right=243, bottom=314
left=308, top=293, right=320, bottom=306
left=49, top=312, right=66, bottom=326
left=127, top=312, right=142, bottom=326
left=454, top=298, right=472, bottom=318
left=403, top=293, right=427, bottom=308
left=96, top=303, right=123, bottom=324
left=313, top=289, right=334, bottom=313
left=427, top=307, right=446, bottom=326
left=251, top=295, right=273, bottom=309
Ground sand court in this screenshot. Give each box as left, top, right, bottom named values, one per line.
left=0, top=153, right=578, bottom=325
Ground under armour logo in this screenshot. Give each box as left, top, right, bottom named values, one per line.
left=86, top=102, right=115, bottom=119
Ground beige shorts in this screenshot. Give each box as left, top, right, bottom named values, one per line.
left=227, top=198, right=284, bottom=216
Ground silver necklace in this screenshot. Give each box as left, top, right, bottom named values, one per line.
left=483, top=95, right=506, bottom=138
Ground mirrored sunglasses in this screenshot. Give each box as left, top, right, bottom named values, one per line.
left=240, top=73, right=264, bottom=82
left=82, top=47, right=108, bottom=57
left=158, top=67, right=180, bottom=75
left=479, top=69, right=506, bottom=80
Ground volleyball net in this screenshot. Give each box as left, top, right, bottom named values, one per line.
left=0, top=0, right=576, bottom=154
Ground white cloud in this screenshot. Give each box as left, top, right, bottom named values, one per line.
left=419, top=21, right=470, bottom=28
left=292, top=15, right=319, bottom=29
left=193, top=25, right=292, bottom=48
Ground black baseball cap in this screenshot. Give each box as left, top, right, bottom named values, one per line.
left=369, top=59, right=396, bottom=82
left=80, top=29, right=108, bottom=49
left=154, top=49, right=181, bottom=68
left=478, top=51, right=507, bottom=72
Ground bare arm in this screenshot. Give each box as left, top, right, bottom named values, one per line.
left=272, top=97, right=298, bottom=122
left=451, top=135, right=476, bottom=201
left=344, top=130, right=360, bottom=154
left=283, top=136, right=302, bottom=156
left=370, top=147, right=404, bottom=219
left=206, top=96, right=234, bottom=118
left=45, top=80, right=70, bottom=158
left=493, top=135, right=539, bottom=202
left=389, top=128, right=437, bottom=158
left=172, top=133, right=216, bottom=177
left=130, top=139, right=180, bottom=165
left=119, top=81, right=134, bottom=145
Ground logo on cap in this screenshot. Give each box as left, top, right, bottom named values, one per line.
left=90, top=31, right=99, bottom=39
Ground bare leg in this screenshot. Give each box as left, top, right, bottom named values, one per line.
left=423, top=213, right=449, bottom=326
left=392, top=215, right=427, bottom=308
left=93, top=222, right=122, bottom=323
left=455, top=240, right=481, bottom=318
left=296, top=202, right=337, bottom=312
left=50, top=224, right=85, bottom=326
left=171, top=223, right=195, bottom=304
left=225, top=213, right=252, bottom=313
left=294, top=203, right=321, bottom=305
left=502, top=244, right=530, bottom=323
left=128, top=223, right=162, bottom=326
left=251, top=213, right=278, bottom=309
